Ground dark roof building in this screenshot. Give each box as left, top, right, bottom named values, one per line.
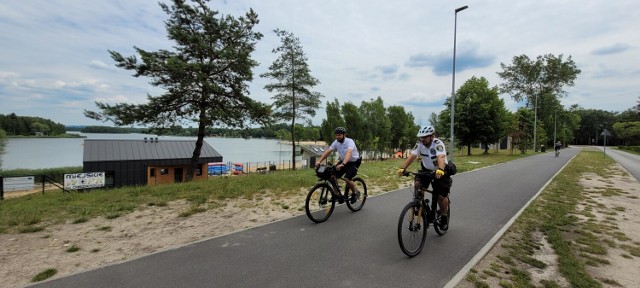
left=299, top=144, right=329, bottom=168
left=83, top=139, right=222, bottom=187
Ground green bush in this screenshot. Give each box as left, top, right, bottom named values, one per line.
left=619, top=146, right=640, bottom=153
left=0, top=167, right=83, bottom=183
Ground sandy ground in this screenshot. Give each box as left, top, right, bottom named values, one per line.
left=2, top=162, right=639, bottom=288
left=0, top=183, right=385, bottom=288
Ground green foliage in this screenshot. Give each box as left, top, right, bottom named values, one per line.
left=358, top=97, right=392, bottom=157
left=497, top=54, right=581, bottom=148
left=570, top=106, right=617, bottom=145
left=0, top=151, right=527, bottom=234
left=320, top=99, right=345, bottom=144
left=0, top=167, right=83, bottom=182
left=498, top=54, right=580, bottom=106
left=448, top=76, right=510, bottom=155
left=32, top=268, right=57, bottom=282
left=261, top=29, right=323, bottom=169
left=387, top=106, right=419, bottom=153
left=80, top=126, right=147, bottom=134
left=612, top=121, right=640, bottom=145
left=0, top=113, right=67, bottom=136
left=85, top=0, right=269, bottom=181
left=342, top=102, right=367, bottom=145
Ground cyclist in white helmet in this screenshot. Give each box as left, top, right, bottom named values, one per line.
left=397, top=125, right=452, bottom=229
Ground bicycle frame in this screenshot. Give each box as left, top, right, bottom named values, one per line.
left=411, top=174, right=438, bottom=224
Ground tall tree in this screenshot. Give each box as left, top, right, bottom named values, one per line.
left=497, top=54, right=580, bottom=149
left=571, top=107, right=617, bottom=145
left=359, top=97, right=391, bottom=158
left=497, top=54, right=580, bottom=105
left=341, top=102, right=367, bottom=145
left=261, top=29, right=323, bottom=170
left=388, top=106, right=418, bottom=155
left=439, top=76, right=510, bottom=155
left=320, top=99, right=345, bottom=144
left=84, top=0, right=269, bottom=181
left=612, top=122, right=640, bottom=145
left=510, top=108, right=535, bottom=154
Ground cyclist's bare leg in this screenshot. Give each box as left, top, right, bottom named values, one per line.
left=438, top=195, right=449, bottom=215
left=343, top=178, right=357, bottom=194
left=415, top=179, right=424, bottom=198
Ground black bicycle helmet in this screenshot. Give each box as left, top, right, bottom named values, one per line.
left=334, top=127, right=347, bottom=134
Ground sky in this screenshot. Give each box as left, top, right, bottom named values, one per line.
left=1, top=0, right=638, bottom=127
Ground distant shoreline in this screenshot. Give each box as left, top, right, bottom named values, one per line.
left=8, top=134, right=85, bottom=139
left=279, top=140, right=327, bottom=146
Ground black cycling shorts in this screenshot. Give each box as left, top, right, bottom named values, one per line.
left=418, top=173, right=452, bottom=197
left=334, top=161, right=358, bottom=180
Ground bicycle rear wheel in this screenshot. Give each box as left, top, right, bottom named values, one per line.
left=398, top=201, right=428, bottom=257
left=305, top=183, right=336, bottom=223
left=345, top=177, right=367, bottom=212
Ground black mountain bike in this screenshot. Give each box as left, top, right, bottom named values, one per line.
left=305, top=165, right=368, bottom=223
left=397, top=171, right=450, bottom=257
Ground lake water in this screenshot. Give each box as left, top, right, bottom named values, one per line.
left=1, top=133, right=297, bottom=170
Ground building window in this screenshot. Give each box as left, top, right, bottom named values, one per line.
left=160, top=168, right=169, bottom=175
left=150, top=168, right=156, bottom=177
left=196, top=165, right=202, bottom=176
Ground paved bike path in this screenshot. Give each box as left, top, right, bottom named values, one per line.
left=30, top=148, right=580, bottom=288
left=595, top=147, right=640, bottom=182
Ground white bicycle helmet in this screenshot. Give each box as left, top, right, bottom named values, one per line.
left=416, top=125, right=435, bottom=137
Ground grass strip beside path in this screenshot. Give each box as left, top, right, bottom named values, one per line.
left=462, top=150, right=640, bottom=288
left=0, top=148, right=530, bottom=234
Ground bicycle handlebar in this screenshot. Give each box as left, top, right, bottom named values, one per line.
left=401, top=170, right=436, bottom=178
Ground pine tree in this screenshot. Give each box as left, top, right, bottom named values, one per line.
left=85, top=0, right=269, bottom=180
left=261, top=29, right=323, bottom=170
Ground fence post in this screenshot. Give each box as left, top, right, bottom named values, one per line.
left=0, top=176, right=4, bottom=200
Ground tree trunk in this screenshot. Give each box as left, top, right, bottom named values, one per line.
left=187, top=115, right=206, bottom=181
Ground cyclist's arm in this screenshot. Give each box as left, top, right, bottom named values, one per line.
left=316, top=148, right=333, bottom=165
left=399, top=153, right=418, bottom=171
left=435, top=154, right=446, bottom=179
left=340, top=149, right=353, bottom=166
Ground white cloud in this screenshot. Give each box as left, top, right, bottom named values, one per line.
left=0, top=0, right=638, bottom=126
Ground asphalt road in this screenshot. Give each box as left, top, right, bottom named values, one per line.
left=29, top=148, right=581, bottom=288
left=596, top=147, right=640, bottom=181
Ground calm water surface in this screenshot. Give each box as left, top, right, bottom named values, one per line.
left=2, top=133, right=295, bottom=170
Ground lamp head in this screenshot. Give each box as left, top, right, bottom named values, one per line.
left=455, top=5, right=468, bottom=13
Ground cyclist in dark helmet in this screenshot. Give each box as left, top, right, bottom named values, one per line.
left=316, top=127, right=361, bottom=204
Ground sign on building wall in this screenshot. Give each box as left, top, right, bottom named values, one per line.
left=2, top=176, right=35, bottom=192
left=64, top=172, right=105, bottom=190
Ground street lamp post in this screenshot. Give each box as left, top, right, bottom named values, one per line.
left=450, top=5, right=468, bottom=162
left=533, top=95, right=538, bottom=152
left=553, top=109, right=556, bottom=146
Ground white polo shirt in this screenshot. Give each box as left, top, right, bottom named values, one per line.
left=329, top=138, right=360, bottom=162
left=410, top=138, right=448, bottom=170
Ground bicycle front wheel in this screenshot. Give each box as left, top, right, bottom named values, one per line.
left=345, top=177, right=367, bottom=212
left=398, top=201, right=427, bottom=257
left=305, top=183, right=336, bottom=223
